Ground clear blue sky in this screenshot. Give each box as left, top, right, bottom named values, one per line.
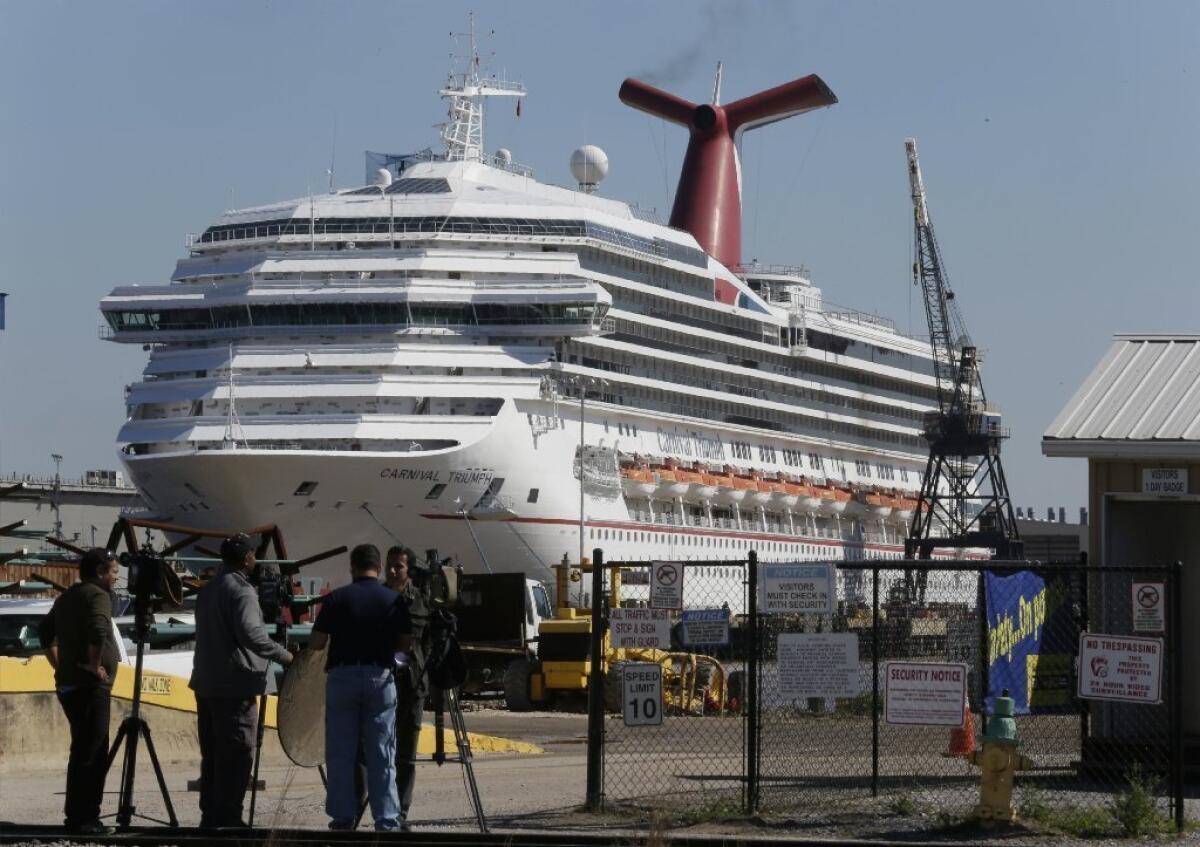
left=2, top=1, right=1197, bottom=514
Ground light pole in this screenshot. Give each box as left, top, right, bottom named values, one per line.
left=573, top=375, right=608, bottom=569
left=50, top=453, right=63, bottom=540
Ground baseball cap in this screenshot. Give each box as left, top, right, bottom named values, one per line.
left=220, top=534, right=255, bottom=566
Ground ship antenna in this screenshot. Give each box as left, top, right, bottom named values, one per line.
left=222, top=342, right=244, bottom=450
left=439, top=12, right=525, bottom=162
left=712, top=61, right=723, bottom=106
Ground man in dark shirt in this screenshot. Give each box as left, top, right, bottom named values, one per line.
left=37, top=548, right=121, bottom=835
left=384, top=545, right=429, bottom=826
left=309, top=544, right=411, bottom=831
left=189, top=534, right=293, bottom=830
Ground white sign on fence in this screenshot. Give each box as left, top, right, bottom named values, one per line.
left=1142, top=467, right=1187, bottom=496
left=650, top=561, right=684, bottom=609
left=760, top=563, right=835, bottom=616
left=680, top=608, right=730, bottom=646
left=622, top=662, right=663, bottom=727
left=777, top=633, right=861, bottom=699
left=1077, top=633, right=1163, bottom=704
left=884, top=661, right=967, bottom=727
left=1131, top=583, right=1166, bottom=633
left=609, top=607, right=671, bottom=649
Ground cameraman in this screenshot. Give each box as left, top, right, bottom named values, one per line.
left=189, top=534, right=293, bottom=830
left=37, top=548, right=120, bottom=836
left=384, top=545, right=428, bottom=826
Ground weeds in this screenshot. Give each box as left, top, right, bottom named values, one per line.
left=887, top=792, right=919, bottom=816
left=1109, top=764, right=1172, bottom=838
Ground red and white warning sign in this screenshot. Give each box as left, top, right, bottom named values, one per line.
left=1077, top=633, right=1163, bottom=704
left=884, top=661, right=967, bottom=727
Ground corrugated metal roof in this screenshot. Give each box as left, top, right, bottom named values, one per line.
left=1044, top=336, right=1200, bottom=448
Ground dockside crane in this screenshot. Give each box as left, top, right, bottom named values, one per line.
left=903, top=139, right=1022, bottom=592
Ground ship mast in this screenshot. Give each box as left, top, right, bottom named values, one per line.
left=439, top=13, right=526, bottom=162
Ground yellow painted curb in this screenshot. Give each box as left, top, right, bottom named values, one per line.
left=0, top=656, right=280, bottom=726
left=1, top=657, right=540, bottom=754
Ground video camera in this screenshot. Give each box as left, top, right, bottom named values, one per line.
left=416, top=549, right=467, bottom=691
left=119, top=549, right=181, bottom=606
left=413, top=548, right=461, bottom=609
left=254, top=562, right=290, bottom=625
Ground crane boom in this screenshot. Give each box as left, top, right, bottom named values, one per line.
left=903, top=139, right=1022, bottom=574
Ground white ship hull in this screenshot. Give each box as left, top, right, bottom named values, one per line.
left=122, top=399, right=914, bottom=590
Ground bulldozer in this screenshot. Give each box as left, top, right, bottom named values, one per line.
left=502, top=558, right=728, bottom=715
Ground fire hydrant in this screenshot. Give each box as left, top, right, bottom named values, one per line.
left=965, top=693, right=1033, bottom=825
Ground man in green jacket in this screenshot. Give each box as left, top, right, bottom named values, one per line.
left=37, top=548, right=121, bottom=836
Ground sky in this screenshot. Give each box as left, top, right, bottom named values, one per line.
left=1, top=0, right=1198, bottom=514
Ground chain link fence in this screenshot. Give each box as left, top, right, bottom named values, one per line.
left=599, top=559, right=750, bottom=812
left=589, top=553, right=1184, bottom=833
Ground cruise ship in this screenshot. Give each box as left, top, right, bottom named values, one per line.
left=100, top=37, right=942, bottom=588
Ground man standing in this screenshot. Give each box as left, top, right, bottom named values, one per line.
left=38, top=548, right=121, bottom=835
left=384, top=545, right=429, bottom=826
left=189, top=534, right=292, bottom=830
left=309, top=544, right=410, bottom=831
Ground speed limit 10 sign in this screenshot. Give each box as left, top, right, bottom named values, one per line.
left=622, top=662, right=663, bottom=726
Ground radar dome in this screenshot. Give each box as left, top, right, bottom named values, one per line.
left=494, top=148, right=513, bottom=166
left=570, top=145, right=609, bottom=194
left=373, top=168, right=393, bottom=187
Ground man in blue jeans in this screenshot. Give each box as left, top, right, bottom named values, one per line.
left=308, top=544, right=411, bottom=831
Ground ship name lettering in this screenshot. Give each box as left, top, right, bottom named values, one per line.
left=380, top=468, right=441, bottom=481
left=656, top=428, right=726, bottom=461
left=448, top=470, right=493, bottom=485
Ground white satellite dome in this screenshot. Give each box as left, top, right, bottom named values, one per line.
left=373, top=167, right=393, bottom=187
left=494, top=148, right=513, bottom=166
left=570, top=145, right=609, bottom=194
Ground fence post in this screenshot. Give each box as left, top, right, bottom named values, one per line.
left=977, top=568, right=989, bottom=735
left=746, top=550, right=759, bottom=813
left=1078, top=560, right=1090, bottom=776
left=584, top=547, right=606, bottom=812
left=871, top=563, right=880, bottom=797
left=1172, top=560, right=1184, bottom=832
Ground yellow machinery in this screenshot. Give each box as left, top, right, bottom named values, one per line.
left=504, top=557, right=726, bottom=714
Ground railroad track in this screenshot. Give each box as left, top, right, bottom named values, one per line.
left=0, top=823, right=961, bottom=847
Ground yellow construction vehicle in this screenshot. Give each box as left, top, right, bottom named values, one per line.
left=502, top=558, right=727, bottom=714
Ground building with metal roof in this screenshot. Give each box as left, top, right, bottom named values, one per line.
left=1043, top=335, right=1200, bottom=457
left=1042, top=333, right=1200, bottom=737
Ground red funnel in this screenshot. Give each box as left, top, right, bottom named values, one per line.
left=620, top=74, right=837, bottom=270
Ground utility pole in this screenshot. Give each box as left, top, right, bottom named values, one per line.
left=50, top=453, right=63, bottom=540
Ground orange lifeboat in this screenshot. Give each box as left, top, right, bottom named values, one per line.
left=857, top=490, right=892, bottom=519
left=620, top=466, right=658, bottom=497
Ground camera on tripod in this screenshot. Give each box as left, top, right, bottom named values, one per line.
left=121, top=551, right=166, bottom=601
left=416, top=548, right=461, bottom=609
left=253, top=563, right=290, bottom=625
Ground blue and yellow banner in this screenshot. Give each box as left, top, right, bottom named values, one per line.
left=985, top=570, right=1075, bottom=714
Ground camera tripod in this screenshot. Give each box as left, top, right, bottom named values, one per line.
left=103, top=594, right=179, bottom=828
left=353, top=684, right=486, bottom=832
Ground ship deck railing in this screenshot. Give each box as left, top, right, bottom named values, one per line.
left=624, top=510, right=902, bottom=546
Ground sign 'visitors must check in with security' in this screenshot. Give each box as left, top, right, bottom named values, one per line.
left=760, top=563, right=835, bottom=616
